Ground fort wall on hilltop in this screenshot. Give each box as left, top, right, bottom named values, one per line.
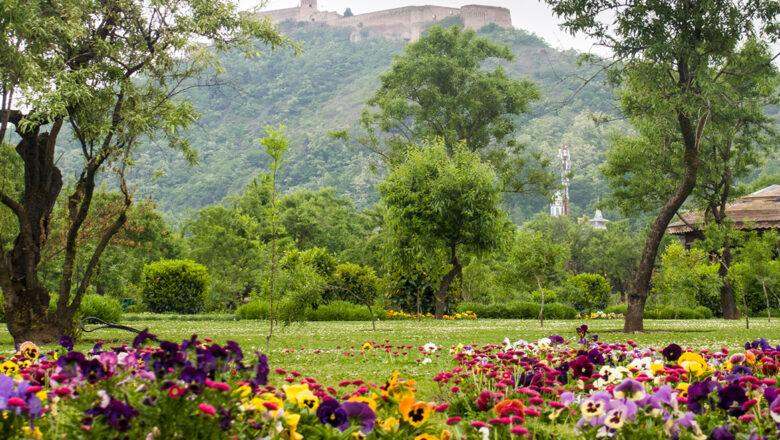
left=257, top=1, right=512, bottom=42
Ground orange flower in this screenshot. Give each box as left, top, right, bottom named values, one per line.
left=494, top=399, right=525, bottom=417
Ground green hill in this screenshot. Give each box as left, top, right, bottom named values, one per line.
left=57, top=22, right=625, bottom=223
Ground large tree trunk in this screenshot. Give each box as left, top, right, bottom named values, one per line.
left=624, top=109, right=704, bottom=333
left=719, top=243, right=739, bottom=319
left=1, top=118, right=66, bottom=344
left=434, top=242, right=461, bottom=319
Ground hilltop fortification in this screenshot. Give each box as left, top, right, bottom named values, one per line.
left=258, top=1, right=512, bottom=41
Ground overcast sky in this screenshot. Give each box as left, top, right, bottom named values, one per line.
left=246, top=0, right=608, bottom=55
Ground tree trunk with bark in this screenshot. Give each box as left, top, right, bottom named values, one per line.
left=434, top=242, right=461, bottom=319
left=1, top=107, right=131, bottom=345
left=624, top=108, right=706, bottom=332
left=719, top=244, right=739, bottom=319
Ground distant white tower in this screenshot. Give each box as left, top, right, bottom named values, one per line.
left=550, top=144, right=571, bottom=217
left=589, top=209, right=609, bottom=229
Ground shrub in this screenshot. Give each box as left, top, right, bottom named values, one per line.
left=543, top=303, right=577, bottom=319
left=80, top=294, right=122, bottom=323
left=141, top=259, right=209, bottom=314
left=306, top=301, right=373, bottom=321
left=658, top=306, right=697, bottom=319
left=456, top=301, right=576, bottom=319
left=694, top=306, right=713, bottom=319
left=605, top=304, right=628, bottom=315
left=236, top=301, right=271, bottom=320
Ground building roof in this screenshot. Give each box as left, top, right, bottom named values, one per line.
left=667, top=185, right=780, bottom=235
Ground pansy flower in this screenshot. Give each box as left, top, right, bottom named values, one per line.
left=580, top=397, right=605, bottom=420
left=19, top=342, right=39, bottom=361
left=399, top=396, right=432, bottom=427
left=613, top=378, right=645, bottom=401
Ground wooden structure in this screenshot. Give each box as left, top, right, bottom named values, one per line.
left=667, top=185, right=780, bottom=245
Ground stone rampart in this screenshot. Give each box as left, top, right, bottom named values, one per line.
left=257, top=3, right=511, bottom=41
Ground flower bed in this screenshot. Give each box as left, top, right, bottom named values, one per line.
left=0, top=324, right=777, bottom=439
left=576, top=311, right=625, bottom=320
left=386, top=310, right=478, bottom=320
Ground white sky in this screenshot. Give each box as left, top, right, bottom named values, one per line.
left=246, top=0, right=608, bottom=55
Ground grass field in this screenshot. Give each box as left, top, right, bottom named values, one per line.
left=1, top=317, right=777, bottom=400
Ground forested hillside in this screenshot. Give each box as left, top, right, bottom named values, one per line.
left=58, top=21, right=624, bottom=223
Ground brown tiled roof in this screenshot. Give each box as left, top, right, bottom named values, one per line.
left=668, top=185, right=780, bottom=235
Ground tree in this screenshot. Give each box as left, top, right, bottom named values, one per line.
left=259, top=125, right=289, bottom=345
left=507, top=230, right=568, bottom=327
left=0, top=0, right=292, bottom=343
left=348, top=24, right=554, bottom=194
left=546, top=0, right=780, bottom=332
left=735, top=230, right=780, bottom=321
left=379, top=141, right=507, bottom=319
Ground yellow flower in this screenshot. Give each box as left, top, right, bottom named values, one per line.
left=399, top=396, right=432, bottom=427
left=349, top=395, right=377, bottom=411
left=415, top=435, right=439, bottom=440
left=283, top=384, right=310, bottom=405
left=20, top=425, right=42, bottom=439
left=19, top=341, right=39, bottom=361
left=297, top=389, right=319, bottom=411
left=676, top=382, right=689, bottom=398
left=244, top=393, right=284, bottom=416
left=378, top=417, right=400, bottom=432
left=0, top=361, right=18, bottom=375
left=678, top=352, right=710, bottom=377
left=362, top=343, right=373, bottom=351
left=282, top=413, right=302, bottom=440
left=234, top=384, right=252, bottom=398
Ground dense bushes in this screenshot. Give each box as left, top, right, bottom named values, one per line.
left=562, top=273, right=611, bottom=312
left=141, top=259, right=209, bottom=314
left=236, top=301, right=271, bottom=320
left=306, top=301, right=373, bottom=321
left=80, top=294, right=122, bottom=323
left=236, top=300, right=373, bottom=321
left=456, top=301, right=576, bottom=319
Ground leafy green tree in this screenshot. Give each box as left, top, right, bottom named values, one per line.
left=651, top=242, right=722, bottom=318
left=349, top=24, right=554, bottom=194
left=565, top=273, right=611, bottom=314
left=379, top=141, right=507, bottom=318
left=331, top=263, right=380, bottom=329
left=141, top=259, right=209, bottom=314
left=185, top=205, right=264, bottom=311
left=547, top=0, right=780, bottom=332
left=506, top=230, right=568, bottom=327
left=734, top=230, right=780, bottom=320
left=0, top=0, right=291, bottom=343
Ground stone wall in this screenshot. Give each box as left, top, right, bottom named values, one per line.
left=257, top=3, right=511, bottom=41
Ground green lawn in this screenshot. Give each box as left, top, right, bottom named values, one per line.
left=1, top=317, right=776, bottom=399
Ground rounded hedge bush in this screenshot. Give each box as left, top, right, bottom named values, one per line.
left=236, top=301, right=271, bottom=320
left=80, top=294, right=122, bottom=323
left=142, top=259, right=208, bottom=314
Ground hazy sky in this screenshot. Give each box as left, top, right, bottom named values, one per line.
left=248, top=0, right=607, bottom=55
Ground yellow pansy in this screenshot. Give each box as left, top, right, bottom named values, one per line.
left=399, top=396, right=432, bottom=427
left=0, top=361, right=19, bottom=375
left=676, top=382, right=689, bottom=398
left=349, top=395, right=378, bottom=411
left=378, top=417, right=400, bottom=432
left=678, top=352, right=710, bottom=377
left=296, top=388, right=319, bottom=411
left=362, top=343, right=372, bottom=351
left=234, top=384, right=252, bottom=398
left=283, top=383, right=310, bottom=405
left=19, top=341, right=39, bottom=361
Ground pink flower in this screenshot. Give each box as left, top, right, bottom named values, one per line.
left=446, top=416, right=462, bottom=425
left=54, top=387, right=72, bottom=396
left=435, top=403, right=450, bottom=412
left=470, top=421, right=488, bottom=428
left=510, top=426, right=529, bottom=435
left=198, top=403, right=216, bottom=416
left=7, top=397, right=25, bottom=407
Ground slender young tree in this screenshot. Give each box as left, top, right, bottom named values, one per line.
left=259, top=126, right=289, bottom=345
left=546, top=0, right=780, bottom=332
